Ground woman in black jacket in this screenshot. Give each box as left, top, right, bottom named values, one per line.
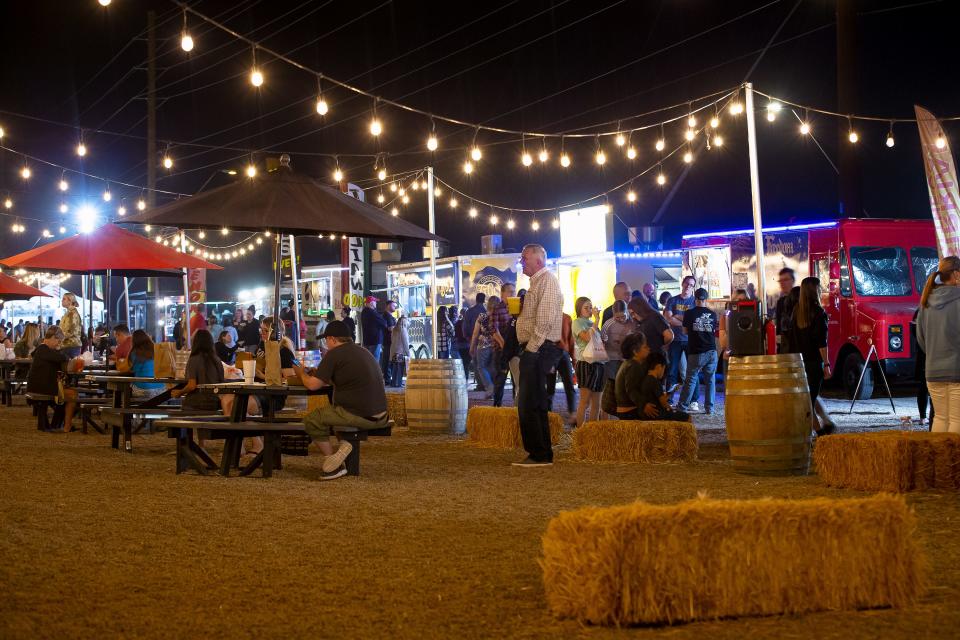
left=793, top=277, right=834, bottom=436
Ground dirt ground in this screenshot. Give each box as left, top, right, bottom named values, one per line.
left=2, top=396, right=958, bottom=639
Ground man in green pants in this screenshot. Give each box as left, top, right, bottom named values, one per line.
left=294, top=320, right=389, bottom=481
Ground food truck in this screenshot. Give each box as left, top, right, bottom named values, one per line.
left=681, top=218, right=939, bottom=398
left=383, top=254, right=528, bottom=358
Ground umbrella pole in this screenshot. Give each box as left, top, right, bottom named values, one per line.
left=272, top=234, right=282, bottom=341
left=180, top=230, right=191, bottom=350
left=106, top=269, right=112, bottom=326
left=427, top=166, right=437, bottom=356
left=123, top=277, right=130, bottom=326
left=288, top=234, right=301, bottom=348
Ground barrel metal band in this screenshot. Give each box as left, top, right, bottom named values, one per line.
left=726, top=387, right=809, bottom=395
left=728, top=437, right=809, bottom=446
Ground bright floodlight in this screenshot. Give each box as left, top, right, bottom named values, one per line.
left=76, top=204, right=97, bottom=234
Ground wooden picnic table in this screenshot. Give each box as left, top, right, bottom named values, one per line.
left=85, top=374, right=188, bottom=451
left=0, top=359, right=32, bottom=407
left=198, top=381, right=331, bottom=422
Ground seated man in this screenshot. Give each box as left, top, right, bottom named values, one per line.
left=27, top=326, right=82, bottom=432
left=294, top=320, right=388, bottom=481
left=111, top=323, right=132, bottom=364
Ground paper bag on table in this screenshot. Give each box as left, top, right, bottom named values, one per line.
left=154, top=342, right=176, bottom=379
left=264, top=340, right=283, bottom=385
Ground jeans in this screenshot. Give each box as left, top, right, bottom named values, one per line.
left=547, top=351, right=576, bottom=413
left=437, top=349, right=450, bottom=359
left=679, top=350, right=718, bottom=411
left=493, top=355, right=520, bottom=407
left=517, top=343, right=561, bottom=462
left=457, top=347, right=472, bottom=382
left=364, top=344, right=382, bottom=364
left=380, top=345, right=392, bottom=385
left=475, top=346, right=496, bottom=392
left=667, top=340, right=687, bottom=395
left=928, top=381, right=960, bottom=434
left=303, top=404, right=389, bottom=440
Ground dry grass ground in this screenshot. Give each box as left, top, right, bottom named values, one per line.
left=1, top=402, right=959, bottom=640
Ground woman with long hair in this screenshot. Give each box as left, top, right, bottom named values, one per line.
left=59, top=292, right=83, bottom=358
left=469, top=296, right=501, bottom=398
left=572, top=296, right=606, bottom=426
left=435, top=305, right=454, bottom=359
left=916, top=256, right=960, bottom=433
left=171, top=329, right=234, bottom=414
left=627, top=295, right=674, bottom=356
left=793, top=276, right=833, bottom=435
left=128, top=330, right=165, bottom=399
left=390, top=315, right=411, bottom=386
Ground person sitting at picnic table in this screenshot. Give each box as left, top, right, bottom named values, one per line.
left=253, top=316, right=298, bottom=414
left=110, top=323, right=132, bottom=364
left=121, top=330, right=166, bottom=400
left=13, top=322, right=40, bottom=378
left=0, top=325, right=12, bottom=349
left=215, top=330, right=238, bottom=365
left=26, top=326, right=82, bottom=432
left=171, top=329, right=253, bottom=418
left=293, top=320, right=389, bottom=481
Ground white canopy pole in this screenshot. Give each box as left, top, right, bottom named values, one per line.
left=427, top=166, right=437, bottom=357
left=180, top=230, right=191, bottom=350
left=744, top=82, right=767, bottom=316
left=288, top=234, right=302, bottom=348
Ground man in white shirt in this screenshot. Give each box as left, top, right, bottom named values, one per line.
left=513, top=244, right=564, bottom=467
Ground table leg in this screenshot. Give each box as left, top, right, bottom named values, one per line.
left=220, top=436, right=239, bottom=477
left=175, top=429, right=218, bottom=475
left=111, top=425, right=120, bottom=450
left=262, top=433, right=278, bottom=478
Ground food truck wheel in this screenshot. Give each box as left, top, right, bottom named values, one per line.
left=843, top=352, right=874, bottom=400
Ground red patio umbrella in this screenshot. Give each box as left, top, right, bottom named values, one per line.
left=0, top=273, right=50, bottom=301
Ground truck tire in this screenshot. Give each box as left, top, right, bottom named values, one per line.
left=843, top=352, right=874, bottom=400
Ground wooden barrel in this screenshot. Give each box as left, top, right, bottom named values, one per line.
left=725, top=354, right=812, bottom=475
left=405, top=359, right=468, bottom=434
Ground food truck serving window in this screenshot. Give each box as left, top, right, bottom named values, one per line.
left=910, top=247, right=939, bottom=294
left=850, top=247, right=912, bottom=297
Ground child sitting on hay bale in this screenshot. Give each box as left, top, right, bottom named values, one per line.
left=613, top=333, right=660, bottom=420
left=637, top=352, right=691, bottom=423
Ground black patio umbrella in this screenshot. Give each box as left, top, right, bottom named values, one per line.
left=122, top=156, right=443, bottom=334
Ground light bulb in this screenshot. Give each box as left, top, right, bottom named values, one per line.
left=377, top=168, right=387, bottom=181
left=250, top=69, right=263, bottom=87
left=264, top=230, right=271, bottom=237
left=389, top=182, right=397, bottom=192
left=595, top=150, right=606, bottom=165
left=232, top=251, right=239, bottom=258
left=531, top=220, right=540, bottom=231
left=59, top=225, right=66, bottom=234
left=255, top=237, right=262, bottom=244
left=198, top=231, right=205, bottom=239
left=246, top=164, right=257, bottom=178
left=449, top=198, right=458, bottom=208
left=411, top=181, right=419, bottom=191
left=117, top=205, right=126, bottom=216
left=0, top=127, right=4, bottom=139
left=683, top=151, right=693, bottom=163
left=559, top=153, right=571, bottom=168
left=468, top=207, right=478, bottom=218
left=316, top=98, right=329, bottom=116
left=155, top=235, right=162, bottom=242
left=655, top=139, right=665, bottom=152
left=935, top=136, right=947, bottom=149
left=538, top=149, right=549, bottom=163
left=333, top=168, right=343, bottom=182
left=59, top=179, right=68, bottom=191
left=98, top=0, right=111, bottom=6
left=626, top=146, right=637, bottom=160
left=102, top=189, right=112, bottom=202
left=615, top=134, right=626, bottom=146
left=489, top=215, right=499, bottom=225
left=163, top=155, right=173, bottom=169
left=768, top=101, right=782, bottom=113
left=886, top=134, right=895, bottom=148
left=687, top=116, right=697, bottom=127
left=420, top=180, right=428, bottom=190
left=137, top=199, right=146, bottom=210
left=657, top=173, right=666, bottom=186
left=59, top=203, right=68, bottom=214
left=221, top=227, right=229, bottom=235
left=4, top=198, right=12, bottom=209
left=463, top=161, right=474, bottom=174
left=626, top=190, right=637, bottom=203
left=398, top=188, right=405, bottom=196
left=434, top=186, right=442, bottom=197
left=551, top=219, right=560, bottom=229
left=713, top=135, right=724, bottom=147
left=144, top=225, right=151, bottom=231
left=470, top=146, right=482, bottom=161
left=42, top=229, right=51, bottom=238
left=426, top=135, right=438, bottom=151
left=766, top=112, right=776, bottom=122
left=506, top=219, right=515, bottom=230
left=377, top=193, right=385, bottom=204
left=848, top=131, right=859, bottom=143
left=181, top=33, right=194, bottom=52
left=800, top=122, right=811, bottom=135
left=710, top=116, right=720, bottom=129
left=729, top=102, right=744, bottom=115
left=401, top=195, right=410, bottom=204
left=391, top=208, right=399, bottom=217
left=76, top=143, right=87, bottom=157
left=369, top=119, right=382, bottom=136
left=521, top=152, right=533, bottom=166
left=21, top=167, right=31, bottom=179
left=239, top=248, right=246, bottom=256
left=684, top=129, right=695, bottom=141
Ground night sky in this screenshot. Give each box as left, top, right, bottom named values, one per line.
left=0, top=0, right=956, bottom=300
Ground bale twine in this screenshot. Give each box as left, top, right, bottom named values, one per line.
left=466, top=406, right=562, bottom=449
left=572, top=420, right=697, bottom=463
left=386, top=391, right=407, bottom=428
left=541, top=494, right=926, bottom=626
left=814, top=431, right=960, bottom=492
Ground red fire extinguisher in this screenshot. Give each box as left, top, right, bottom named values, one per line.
left=765, top=319, right=777, bottom=355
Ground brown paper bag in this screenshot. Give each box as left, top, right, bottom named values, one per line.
left=264, top=340, right=283, bottom=385
left=154, top=343, right=176, bottom=379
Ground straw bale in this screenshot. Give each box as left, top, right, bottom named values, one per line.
left=386, top=391, right=407, bottom=427
left=466, top=407, right=562, bottom=449
left=814, top=431, right=960, bottom=492
left=572, top=420, right=697, bottom=463
left=541, top=494, right=926, bottom=626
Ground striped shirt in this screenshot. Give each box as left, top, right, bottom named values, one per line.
left=516, top=266, right=563, bottom=353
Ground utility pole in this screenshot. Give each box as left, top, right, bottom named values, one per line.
left=147, top=10, right=161, bottom=341
left=836, top=0, right=861, bottom=218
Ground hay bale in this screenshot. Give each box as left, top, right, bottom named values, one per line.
left=541, top=494, right=926, bottom=626
left=572, top=420, right=697, bottom=463
left=814, top=431, right=960, bottom=492
left=386, top=391, right=407, bottom=428
left=466, top=406, right=562, bottom=449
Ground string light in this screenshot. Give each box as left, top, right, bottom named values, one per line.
left=377, top=193, right=385, bottom=204
left=615, top=132, right=626, bottom=147
left=42, top=229, right=52, bottom=238
left=221, top=227, right=229, bottom=235
left=559, top=152, right=570, bottom=168
left=684, top=129, right=695, bottom=141
left=729, top=101, right=744, bottom=115
left=249, top=46, right=263, bottom=87
left=246, top=163, right=257, bottom=178
left=3, top=198, right=12, bottom=209
left=551, top=219, right=560, bottom=229
left=626, top=146, right=637, bottom=160
left=11, top=223, right=25, bottom=233
left=687, top=115, right=697, bottom=128
left=426, top=133, right=438, bottom=151
left=391, top=207, right=399, bottom=216
left=255, top=237, right=262, bottom=244
left=76, top=141, right=87, bottom=157
left=163, top=155, right=173, bottom=169
left=489, top=214, right=499, bottom=226
left=117, top=205, right=126, bottom=216
left=709, top=116, right=720, bottom=129
left=369, top=117, right=383, bottom=136
left=935, top=135, right=947, bottom=149
left=470, top=146, right=482, bottom=162
left=198, top=231, right=205, bottom=239
left=463, top=160, right=474, bottom=174
left=683, top=150, right=693, bottom=163
left=538, top=147, right=549, bottom=163
left=712, top=135, right=724, bottom=147
left=102, top=187, right=112, bottom=202
left=468, top=206, right=478, bottom=218
left=315, top=77, right=329, bottom=115
left=766, top=101, right=782, bottom=122
left=137, top=198, right=146, bottom=211
left=848, top=126, right=858, bottom=144
left=180, top=10, right=194, bottom=52
left=59, top=202, right=69, bottom=214
left=595, top=149, right=606, bottom=166
left=420, top=179, right=428, bottom=190
left=377, top=167, right=387, bottom=181
left=398, top=187, right=405, bottom=196
left=886, top=122, right=895, bottom=148
left=58, top=176, right=69, bottom=191
left=655, top=138, right=665, bottom=152
left=98, top=0, right=111, bottom=6
left=799, top=122, right=811, bottom=135
left=626, top=189, right=637, bottom=203
left=401, top=194, right=410, bottom=204
left=656, top=171, right=667, bottom=186
left=449, top=197, right=458, bottom=208
left=264, top=230, right=271, bottom=237
left=389, top=182, right=397, bottom=192
left=20, top=166, right=31, bottom=179
left=333, top=164, right=343, bottom=183
left=144, top=225, right=151, bottom=231
left=411, top=180, right=419, bottom=191
left=434, top=186, right=442, bottom=197
left=506, top=219, right=515, bottom=230
left=521, top=151, right=533, bottom=167
left=59, top=225, right=66, bottom=234
left=531, top=220, right=540, bottom=231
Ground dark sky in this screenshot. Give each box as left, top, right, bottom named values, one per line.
left=0, top=0, right=956, bottom=299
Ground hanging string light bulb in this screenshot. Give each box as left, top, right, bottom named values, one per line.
left=434, top=186, right=442, bottom=197
left=521, top=135, right=533, bottom=167
left=463, top=160, right=474, bottom=175
left=468, top=206, right=478, bottom=218
left=411, top=179, right=419, bottom=191
left=886, top=121, right=895, bottom=148
left=391, top=207, right=399, bottom=216
left=333, top=158, right=344, bottom=183
left=249, top=46, right=264, bottom=87
left=935, top=134, right=947, bottom=149
left=102, top=184, right=112, bottom=202
left=594, top=136, right=606, bottom=166
left=58, top=173, right=69, bottom=191
left=4, top=197, right=12, bottom=209
left=246, top=162, right=257, bottom=178
left=551, top=218, right=560, bottom=229
left=656, top=165, right=667, bottom=186
left=117, top=204, right=126, bottom=216
left=615, top=125, right=626, bottom=146
left=538, top=141, right=549, bottom=163
left=470, top=146, right=482, bottom=162
left=76, top=137, right=87, bottom=157
left=426, top=119, right=438, bottom=151
left=684, top=128, right=695, bottom=142
left=729, top=100, right=744, bottom=115
left=59, top=202, right=69, bottom=214
left=20, top=165, right=31, bottom=180
left=531, top=220, right=540, bottom=231
left=449, top=197, right=458, bottom=208
left=163, top=153, right=173, bottom=170
left=712, top=134, right=724, bottom=147
left=377, top=192, right=385, bottom=204
left=369, top=99, right=383, bottom=136
left=389, top=182, right=398, bottom=192
left=559, top=138, right=571, bottom=167
left=847, top=118, right=858, bottom=143
left=683, top=149, right=693, bottom=164
left=766, top=101, right=781, bottom=122
left=489, top=214, right=499, bottom=226
left=506, top=219, right=515, bottom=230
left=377, top=166, right=387, bottom=181
left=626, top=188, right=637, bottom=203
left=180, top=9, right=194, bottom=52
left=709, top=114, right=720, bottom=129
left=656, top=124, right=666, bottom=152
left=137, top=198, right=147, bottom=211
left=315, top=76, right=329, bottom=115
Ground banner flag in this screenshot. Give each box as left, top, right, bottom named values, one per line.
left=915, top=105, right=960, bottom=257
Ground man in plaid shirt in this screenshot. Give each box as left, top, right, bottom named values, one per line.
left=513, top=244, right=564, bottom=467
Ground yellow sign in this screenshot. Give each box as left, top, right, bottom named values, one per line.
left=342, top=293, right=365, bottom=308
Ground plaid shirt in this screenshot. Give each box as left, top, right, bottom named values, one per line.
left=436, top=318, right=454, bottom=353
left=491, top=301, right=511, bottom=335
left=516, top=267, right=564, bottom=352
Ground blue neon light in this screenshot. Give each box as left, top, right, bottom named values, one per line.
left=615, top=251, right=682, bottom=259
left=681, top=221, right=837, bottom=240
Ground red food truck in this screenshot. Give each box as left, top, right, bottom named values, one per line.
left=682, top=218, right=939, bottom=398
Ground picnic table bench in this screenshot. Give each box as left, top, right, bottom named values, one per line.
left=157, top=419, right=393, bottom=478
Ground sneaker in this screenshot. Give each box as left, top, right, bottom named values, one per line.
left=322, top=440, right=353, bottom=473
left=319, top=464, right=348, bottom=481
left=511, top=456, right=553, bottom=467
left=688, top=401, right=700, bottom=412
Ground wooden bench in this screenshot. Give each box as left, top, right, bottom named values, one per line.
left=100, top=407, right=222, bottom=452
left=25, top=393, right=64, bottom=432
left=156, top=419, right=393, bottom=478
left=1, top=377, right=27, bottom=406
left=78, top=398, right=111, bottom=434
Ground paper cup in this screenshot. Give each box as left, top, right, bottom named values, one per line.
left=242, top=360, right=256, bottom=383
left=507, top=296, right=521, bottom=315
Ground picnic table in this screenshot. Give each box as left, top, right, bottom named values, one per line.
left=0, top=358, right=32, bottom=406
left=85, top=374, right=188, bottom=451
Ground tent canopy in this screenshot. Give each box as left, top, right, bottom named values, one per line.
left=121, top=159, right=443, bottom=242
left=0, top=224, right=223, bottom=277
left=0, top=273, right=50, bottom=301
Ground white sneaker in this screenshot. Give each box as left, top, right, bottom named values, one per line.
left=322, top=440, right=353, bottom=473
left=689, top=402, right=700, bottom=412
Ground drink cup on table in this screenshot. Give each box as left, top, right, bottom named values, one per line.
left=242, top=360, right=256, bottom=383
